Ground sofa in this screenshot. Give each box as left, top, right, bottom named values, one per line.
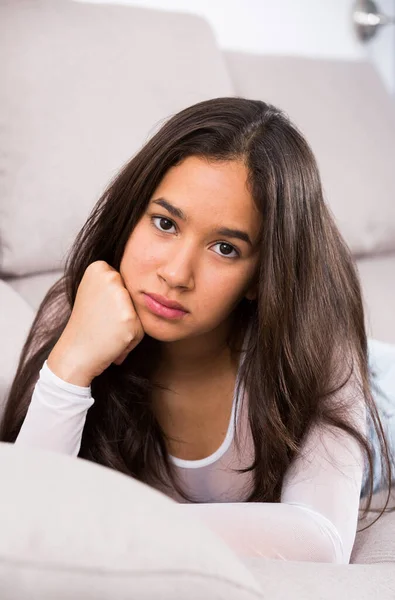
left=1, top=1, right=395, bottom=597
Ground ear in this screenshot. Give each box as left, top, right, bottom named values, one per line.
left=245, top=284, right=257, bottom=301
left=245, top=270, right=258, bottom=301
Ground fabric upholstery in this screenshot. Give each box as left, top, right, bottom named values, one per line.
left=0, top=442, right=394, bottom=599
left=0, top=0, right=233, bottom=276
left=4, top=270, right=64, bottom=311
left=0, top=281, right=35, bottom=411
left=351, top=486, right=395, bottom=564
left=225, top=52, right=395, bottom=257
left=356, top=253, right=395, bottom=344
left=241, top=559, right=395, bottom=600
left=0, top=442, right=263, bottom=600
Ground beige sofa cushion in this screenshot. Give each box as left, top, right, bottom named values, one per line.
left=0, top=281, right=35, bottom=413
left=351, top=486, right=395, bottom=564
left=225, top=53, right=395, bottom=257
left=3, top=270, right=64, bottom=312
left=0, top=442, right=263, bottom=599
left=0, top=0, right=233, bottom=277
left=241, top=559, right=395, bottom=600
left=356, top=253, right=395, bottom=344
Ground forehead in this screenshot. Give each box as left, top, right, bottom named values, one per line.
left=150, top=156, right=261, bottom=236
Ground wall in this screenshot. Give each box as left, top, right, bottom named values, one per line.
left=364, top=0, right=395, bottom=96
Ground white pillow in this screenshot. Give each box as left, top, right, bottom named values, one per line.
left=0, top=442, right=263, bottom=599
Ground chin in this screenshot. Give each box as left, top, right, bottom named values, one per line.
left=138, top=314, right=188, bottom=342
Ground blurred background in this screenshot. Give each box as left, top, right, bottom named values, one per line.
left=1, top=0, right=395, bottom=406
left=81, top=0, right=395, bottom=96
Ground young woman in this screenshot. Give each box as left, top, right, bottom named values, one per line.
left=1, top=97, right=394, bottom=564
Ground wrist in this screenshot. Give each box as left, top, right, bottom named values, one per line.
left=47, top=349, right=94, bottom=388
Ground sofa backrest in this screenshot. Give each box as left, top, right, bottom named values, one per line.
left=0, top=0, right=233, bottom=277
left=225, top=52, right=395, bottom=257
left=3, top=2, right=394, bottom=276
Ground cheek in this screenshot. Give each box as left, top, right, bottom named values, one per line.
left=198, top=269, right=249, bottom=310
left=122, top=224, right=160, bottom=271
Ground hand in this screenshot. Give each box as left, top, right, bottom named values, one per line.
left=47, top=260, right=145, bottom=386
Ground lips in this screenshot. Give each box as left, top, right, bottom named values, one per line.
left=145, top=293, right=188, bottom=312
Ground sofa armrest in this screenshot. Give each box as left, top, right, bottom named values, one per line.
left=0, top=279, right=35, bottom=415
left=0, top=442, right=263, bottom=599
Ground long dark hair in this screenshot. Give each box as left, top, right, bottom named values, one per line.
left=1, top=97, right=393, bottom=531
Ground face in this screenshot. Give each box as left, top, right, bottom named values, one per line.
left=120, top=156, right=261, bottom=343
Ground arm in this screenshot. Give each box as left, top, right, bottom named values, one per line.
left=178, top=367, right=367, bottom=564
left=15, top=360, right=94, bottom=456
left=15, top=259, right=145, bottom=454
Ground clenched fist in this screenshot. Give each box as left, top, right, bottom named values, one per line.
left=47, top=261, right=145, bottom=386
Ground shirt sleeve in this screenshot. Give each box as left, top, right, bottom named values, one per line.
left=15, top=360, right=94, bottom=456
left=177, top=360, right=367, bottom=564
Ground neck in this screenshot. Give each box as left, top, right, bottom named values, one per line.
left=155, top=315, right=245, bottom=382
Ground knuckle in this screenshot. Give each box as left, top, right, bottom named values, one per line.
left=89, top=260, right=106, bottom=271
left=85, top=260, right=109, bottom=279
left=122, top=313, right=134, bottom=326
left=124, top=330, right=136, bottom=345
left=106, top=271, right=119, bottom=284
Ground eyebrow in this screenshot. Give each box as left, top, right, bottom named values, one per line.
left=151, top=198, right=253, bottom=246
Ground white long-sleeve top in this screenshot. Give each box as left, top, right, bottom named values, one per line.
left=15, top=349, right=368, bottom=564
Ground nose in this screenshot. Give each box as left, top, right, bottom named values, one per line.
left=157, top=240, right=195, bottom=289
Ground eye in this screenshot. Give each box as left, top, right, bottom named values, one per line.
left=150, top=216, right=240, bottom=259
left=212, top=242, right=240, bottom=259
left=151, top=216, right=177, bottom=234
